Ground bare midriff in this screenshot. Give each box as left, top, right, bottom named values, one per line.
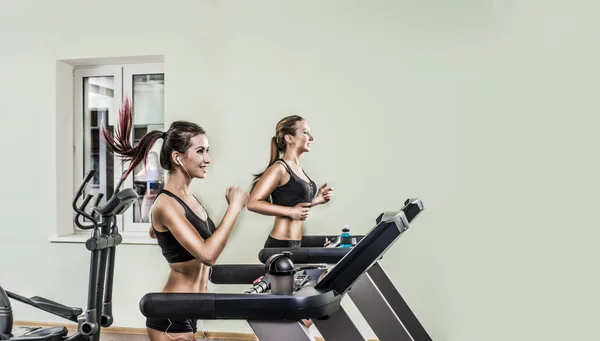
left=270, top=216, right=303, bottom=241
left=162, top=259, right=210, bottom=293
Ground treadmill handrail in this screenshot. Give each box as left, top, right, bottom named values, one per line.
left=258, top=247, right=350, bottom=264
left=139, top=288, right=340, bottom=321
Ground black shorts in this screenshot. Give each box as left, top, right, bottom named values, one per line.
left=146, top=318, right=197, bottom=333
left=264, top=235, right=301, bottom=248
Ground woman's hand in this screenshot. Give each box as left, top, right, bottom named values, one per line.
left=288, top=202, right=312, bottom=220
left=312, top=183, right=334, bottom=206
left=226, top=186, right=249, bottom=211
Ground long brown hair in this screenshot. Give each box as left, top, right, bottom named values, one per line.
left=102, top=97, right=206, bottom=179
left=250, top=115, right=304, bottom=192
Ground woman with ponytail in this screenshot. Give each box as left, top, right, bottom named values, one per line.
left=102, top=98, right=249, bottom=341
left=247, top=115, right=334, bottom=248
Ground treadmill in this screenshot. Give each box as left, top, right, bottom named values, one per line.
left=214, top=198, right=431, bottom=341
left=140, top=199, right=423, bottom=341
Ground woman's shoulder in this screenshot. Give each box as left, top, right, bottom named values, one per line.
left=272, top=159, right=292, bottom=172
left=152, top=193, right=186, bottom=218
left=261, top=160, right=287, bottom=175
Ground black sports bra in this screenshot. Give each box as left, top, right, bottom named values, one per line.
left=271, top=160, right=317, bottom=207
left=152, top=189, right=216, bottom=263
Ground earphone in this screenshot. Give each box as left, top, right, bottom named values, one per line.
left=176, top=156, right=192, bottom=181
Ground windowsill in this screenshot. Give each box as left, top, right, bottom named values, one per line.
left=48, top=231, right=158, bottom=245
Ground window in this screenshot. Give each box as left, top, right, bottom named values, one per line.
left=73, top=63, right=165, bottom=238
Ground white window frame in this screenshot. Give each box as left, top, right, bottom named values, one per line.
left=121, top=63, right=165, bottom=234
left=50, top=59, right=164, bottom=245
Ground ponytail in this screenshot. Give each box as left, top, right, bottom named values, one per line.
left=250, top=136, right=282, bottom=192
left=101, top=97, right=163, bottom=179
left=250, top=115, right=305, bottom=194
left=268, top=136, right=280, bottom=169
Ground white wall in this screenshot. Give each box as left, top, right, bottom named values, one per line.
left=1, top=1, right=599, bottom=341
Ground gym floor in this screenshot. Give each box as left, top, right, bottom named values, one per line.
left=100, top=332, right=247, bottom=341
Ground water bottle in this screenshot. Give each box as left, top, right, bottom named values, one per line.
left=340, top=226, right=352, bottom=248
left=265, top=251, right=296, bottom=294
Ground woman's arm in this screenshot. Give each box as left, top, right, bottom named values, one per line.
left=247, top=164, right=311, bottom=220
left=156, top=187, right=247, bottom=266
left=247, top=164, right=290, bottom=217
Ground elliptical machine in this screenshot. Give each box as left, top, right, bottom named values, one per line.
left=0, top=170, right=137, bottom=341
